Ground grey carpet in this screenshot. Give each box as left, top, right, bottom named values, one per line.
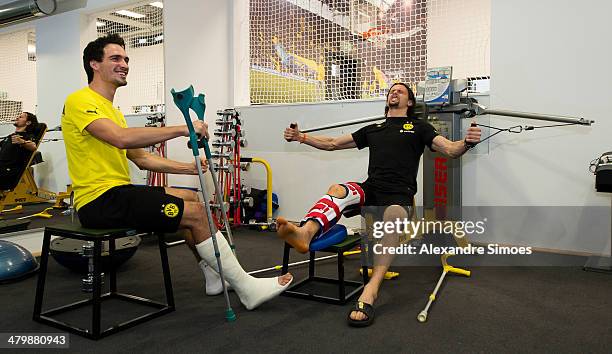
left=1, top=228, right=610, bottom=353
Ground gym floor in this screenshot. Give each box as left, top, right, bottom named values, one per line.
left=1, top=227, right=611, bottom=353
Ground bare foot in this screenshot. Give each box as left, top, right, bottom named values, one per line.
left=278, top=273, right=293, bottom=286
left=276, top=217, right=312, bottom=253
left=350, top=284, right=378, bottom=321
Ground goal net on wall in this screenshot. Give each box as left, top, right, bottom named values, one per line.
left=0, top=30, right=37, bottom=125
left=249, top=0, right=490, bottom=104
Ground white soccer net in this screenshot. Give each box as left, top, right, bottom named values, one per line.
left=0, top=29, right=37, bottom=125
left=249, top=0, right=490, bottom=104
left=92, top=1, right=165, bottom=115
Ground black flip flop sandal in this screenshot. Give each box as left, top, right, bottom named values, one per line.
left=347, top=301, right=375, bottom=327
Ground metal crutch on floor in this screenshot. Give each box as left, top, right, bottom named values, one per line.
left=171, top=85, right=236, bottom=322
left=417, top=253, right=470, bottom=322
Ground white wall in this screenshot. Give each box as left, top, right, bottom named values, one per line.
left=427, top=0, right=491, bottom=79
left=164, top=0, right=232, bottom=188
left=33, top=11, right=87, bottom=192
left=463, top=0, right=611, bottom=253
left=484, top=0, right=610, bottom=207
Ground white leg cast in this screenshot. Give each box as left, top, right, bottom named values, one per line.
left=195, top=231, right=293, bottom=310
left=199, top=260, right=231, bottom=296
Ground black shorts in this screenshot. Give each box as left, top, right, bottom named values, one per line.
left=355, top=182, right=414, bottom=222
left=357, top=182, right=414, bottom=207
left=0, top=168, right=19, bottom=190
left=78, top=185, right=185, bottom=233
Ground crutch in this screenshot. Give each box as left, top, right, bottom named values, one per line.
left=184, top=89, right=236, bottom=252
left=171, top=85, right=236, bottom=322
left=417, top=253, right=470, bottom=323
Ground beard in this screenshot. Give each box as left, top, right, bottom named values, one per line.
left=113, top=77, right=128, bottom=87
left=110, top=70, right=128, bottom=87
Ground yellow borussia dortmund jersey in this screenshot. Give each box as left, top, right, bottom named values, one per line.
left=61, top=87, right=131, bottom=210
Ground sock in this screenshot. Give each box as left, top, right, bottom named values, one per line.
left=195, top=231, right=293, bottom=310
left=199, top=260, right=231, bottom=296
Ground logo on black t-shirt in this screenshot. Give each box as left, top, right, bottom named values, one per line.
left=400, top=122, right=415, bottom=134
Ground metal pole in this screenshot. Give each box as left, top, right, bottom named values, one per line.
left=247, top=250, right=361, bottom=275
left=247, top=254, right=338, bottom=275
left=301, top=115, right=385, bottom=133
left=0, top=0, right=56, bottom=25
left=207, top=154, right=237, bottom=250
left=298, top=104, right=594, bottom=134
left=481, top=108, right=594, bottom=126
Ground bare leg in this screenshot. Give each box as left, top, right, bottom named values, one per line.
left=276, top=184, right=348, bottom=253
left=165, top=187, right=201, bottom=261
left=350, top=205, right=409, bottom=322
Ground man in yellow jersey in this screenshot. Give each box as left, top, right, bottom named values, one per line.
left=62, top=34, right=292, bottom=310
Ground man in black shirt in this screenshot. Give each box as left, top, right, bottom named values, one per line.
left=0, top=112, right=39, bottom=190
left=277, top=82, right=481, bottom=326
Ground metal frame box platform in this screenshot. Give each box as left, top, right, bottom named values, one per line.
left=33, top=224, right=175, bottom=340
left=281, top=234, right=368, bottom=304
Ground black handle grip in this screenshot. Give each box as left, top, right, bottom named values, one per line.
left=187, top=137, right=207, bottom=149
left=285, top=123, right=297, bottom=142
left=465, top=122, right=478, bottom=149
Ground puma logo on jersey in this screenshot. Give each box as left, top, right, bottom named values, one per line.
left=86, top=108, right=99, bottom=114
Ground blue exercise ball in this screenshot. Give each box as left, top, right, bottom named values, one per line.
left=0, top=240, right=39, bottom=283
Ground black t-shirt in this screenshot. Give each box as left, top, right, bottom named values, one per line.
left=351, top=116, right=438, bottom=196
left=0, top=131, right=35, bottom=175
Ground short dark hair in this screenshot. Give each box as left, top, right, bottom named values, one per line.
left=82, top=34, right=125, bottom=83
left=23, top=112, right=38, bottom=133
left=384, top=82, right=417, bottom=118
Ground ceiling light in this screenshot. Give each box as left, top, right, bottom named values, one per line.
left=149, top=2, right=163, bottom=8
left=115, top=10, right=146, bottom=19
left=138, top=38, right=148, bottom=44
left=154, top=34, right=163, bottom=41
left=96, top=21, right=106, bottom=27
